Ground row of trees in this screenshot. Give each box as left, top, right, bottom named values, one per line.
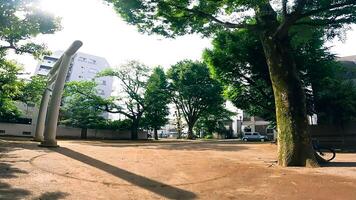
left=62, top=60, right=228, bottom=140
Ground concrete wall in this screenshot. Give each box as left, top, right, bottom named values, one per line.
left=0, top=122, right=147, bottom=140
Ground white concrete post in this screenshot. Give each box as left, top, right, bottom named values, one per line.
left=34, top=88, right=51, bottom=141
left=40, top=41, right=83, bottom=147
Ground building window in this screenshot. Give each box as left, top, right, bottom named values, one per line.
left=0, top=130, right=5, bottom=134
left=43, top=56, right=58, bottom=62
left=88, top=59, right=96, bottom=64
left=79, top=75, right=83, bottom=78
left=78, top=57, right=87, bottom=62
left=39, top=65, right=52, bottom=70
left=102, top=80, right=106, bottom=85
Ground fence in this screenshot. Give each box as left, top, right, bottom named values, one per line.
left=309, top=123, right=356, bottom=149
left=0, top=122, right=147, bottom=140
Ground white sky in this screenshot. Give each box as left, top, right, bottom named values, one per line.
left=9, top=0, right=356, bottom=75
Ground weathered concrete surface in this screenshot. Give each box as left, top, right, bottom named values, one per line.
left=1, top=137, right=356, bottom=200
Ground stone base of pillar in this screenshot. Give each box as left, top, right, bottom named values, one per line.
left=33, top=136, right=44, bottom=142
left=39, top=140, right=59, bottom=148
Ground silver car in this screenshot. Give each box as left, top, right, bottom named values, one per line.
left=242, top=132, right=268, bottom=142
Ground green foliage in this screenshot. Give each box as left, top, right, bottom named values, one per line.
left=106, top=119, right=133, bottom=130
left=314, top=78, right=356, bottom=125
left=204, top=29, right=275, bottom=121
left=195, top=105, right=234, bottom=137
left=0, top=0, right=60, bottom=121
left=0, top=0, right=61, bottom=58
left=99, top=61, right=150, bottom=139
left=18, top=75, right=47, bottom=106
left=144, top=67, right=170, bottom=130
left=107, top=0, right=356, bottom=38
left=61, top=81, right=107, bottom=129
left=0, top=58, right=23, bottom=120
left=204, top=28, right=351, bottom=125
left=204, top=134, right=213, bottom=139
left=168, top=60, right=224, bottom=137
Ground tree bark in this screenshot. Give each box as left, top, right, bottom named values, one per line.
left=131, top=120, right=139, bottom=140
left=154, top=128, right=158, bottom=140
left=81, top=127, right=87, bottom=139
left=260, top=35, right=318, bottom=167
left=187, top=123, right=194, bottom=139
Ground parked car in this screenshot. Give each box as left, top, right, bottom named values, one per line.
left=242, top=132, right=268, bottom=142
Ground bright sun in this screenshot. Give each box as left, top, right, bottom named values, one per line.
left=38, top=0, right=84, bottom=16
left=38, top=0, right=62, bottom=14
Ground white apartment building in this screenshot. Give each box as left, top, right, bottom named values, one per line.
left=35, top=51, right=114, bottom=118
left=35, top=51, right=113, bottom=99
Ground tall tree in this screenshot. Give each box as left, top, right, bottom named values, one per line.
left=0, top=59, right=22, bottom=120
left=144, top=67, right=170, bottom=140
left=204, top=28, right=356, bottom=126
left=107, top=0, right=356, bottom=166
left=99, top=61, right=149, bottom=140
left=61, top=81, right=107, bottom=139
left=0, top=0, right=60, bottom=121
left=168, top=60, right=224, bottom=139
left=203, top=28, right=337, bottom=122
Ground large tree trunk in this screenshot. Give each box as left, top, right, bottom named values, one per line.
left=260, top=35, right=318, bottom=167
left=131, top=120, right=139, bottom=140
left=81, top=128, right=87, bottom=139
left=154, top=128, right=158, bottom=140
left=187, top=123, right=194, bottom=139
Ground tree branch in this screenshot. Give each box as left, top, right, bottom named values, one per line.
left=165, top=2, right=256, bottom=29
left=282, top=0, right=288, bottom=18
left=299, top=1, right=356, bottom=19
left=274, top=0, right=355, bottom=38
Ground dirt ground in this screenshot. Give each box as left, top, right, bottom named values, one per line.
left=1, top=137, right=356, bottom=200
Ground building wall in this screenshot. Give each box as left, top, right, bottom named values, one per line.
left=34, top=51, right=113, bottom=119
left=34, top=51, right=113, bottom=99
left=0, top=123, right=147, bottom=140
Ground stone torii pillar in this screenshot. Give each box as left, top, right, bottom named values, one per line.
left=34, top=40, right=83, bottom=147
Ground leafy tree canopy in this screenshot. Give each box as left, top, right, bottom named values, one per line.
left=0, top=0, right=61, bottom=58
left=204, top=27, right=354, bottom=125
left=107, top=0, right=356, bottom=39
left=99, top=61, right=150, bottom=139
left=18, top=75, right=47, bottom=106
left=144, top=67, right=170, bottom=139
left=168, top=60, right=224, bottom=139
left=0, top=58, right=23, bottom=120
left=61, top=81, right=107, bottom=129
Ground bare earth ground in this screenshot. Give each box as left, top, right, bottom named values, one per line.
left=1, top=137, right=356, bottom=200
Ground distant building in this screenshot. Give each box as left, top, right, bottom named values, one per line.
left=35, top=51, right=113, bottom=99
left=35, top=51, right=113, bottom=119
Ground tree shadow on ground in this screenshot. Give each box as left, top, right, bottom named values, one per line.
left=0, top=138, right=69, bottom=200
left=52, top=147, right=196, bottom=199
left=0, top=160, right=31, bottom=200
left=33, top=191, right=69, bottom=200
left=0, top=182, right=31, bottom=200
